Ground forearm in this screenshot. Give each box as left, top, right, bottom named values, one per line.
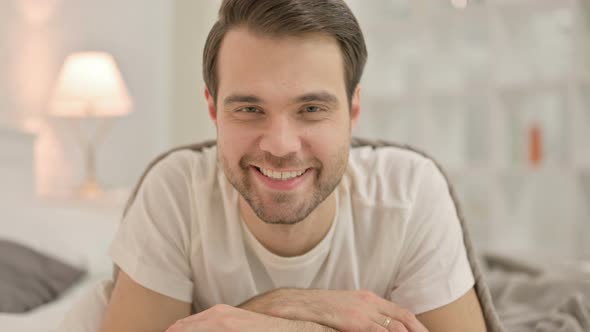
left=277, top=318, right=339, bottom=332
left=239, top=289, right=425, bottom=332
left=239, top=288, right=327, bottom=323
left=164, top=303, right=338, bottom=332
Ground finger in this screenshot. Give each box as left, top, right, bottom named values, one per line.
left=376, top=300, right=423, bottom=332
left=372, top=315, right=410, bottom=332
left=373, top=314, right=391, bottom=329
left=387, top=319, right=410, bottom=332
left=367, top=321, right=389, bottom=332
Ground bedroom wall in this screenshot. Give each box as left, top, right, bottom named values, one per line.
left=0, top=0, right=172, bottom=195
left=170, top=0, right=219, bottom=145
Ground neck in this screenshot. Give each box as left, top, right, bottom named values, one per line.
left=239, top=192, right=336, bottom=257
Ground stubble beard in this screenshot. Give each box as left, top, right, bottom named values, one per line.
left=220, top=147, right=349, bottom=225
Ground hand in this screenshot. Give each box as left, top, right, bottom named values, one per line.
left=241, top=289, right=428, bottom=332
left=166, top=304, right=337, bottom=332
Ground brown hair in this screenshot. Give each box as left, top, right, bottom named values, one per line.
left=203, top=0, right=368, bottom=105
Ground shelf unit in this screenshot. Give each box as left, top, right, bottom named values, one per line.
left=348, top=0, right=590, bottom=259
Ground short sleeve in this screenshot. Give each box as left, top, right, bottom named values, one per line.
left=389, top=159, right=474, bottom=314
left=109, top=152, right=194, bottom=303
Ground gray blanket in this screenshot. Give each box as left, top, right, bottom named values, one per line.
left=484, top=254, right=590, bottom=332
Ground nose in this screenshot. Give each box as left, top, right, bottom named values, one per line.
left=259, top=115, right=302, bottom=158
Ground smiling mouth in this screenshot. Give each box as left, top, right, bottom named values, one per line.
left=253, top=166, right=309, bottom=181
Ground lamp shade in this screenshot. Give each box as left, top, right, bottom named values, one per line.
left=50, top=52, right=133, bottom=117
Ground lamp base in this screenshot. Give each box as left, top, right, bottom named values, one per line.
left=78, top=178, right=102, bottom=199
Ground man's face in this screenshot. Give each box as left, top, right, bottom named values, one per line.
left=207, top=28, right=360, bottom=225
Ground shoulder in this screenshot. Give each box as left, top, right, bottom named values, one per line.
left=347, top=145, right=440, bottom=207
left=144, top=145, right=218, bottom=185
left=121, top=144, right=220, bottom=234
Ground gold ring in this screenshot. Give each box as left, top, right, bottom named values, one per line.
left=382, top=316, right=392, bottom=328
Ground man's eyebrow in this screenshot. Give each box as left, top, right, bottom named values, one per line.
left=223, top=92, right=340, bottom=106
left=294, top=92, right=339, bottom=106
left=223, top=95, right=264, bottom=106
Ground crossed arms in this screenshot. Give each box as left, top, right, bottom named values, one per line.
left=99, top=271, right=486, bottom=332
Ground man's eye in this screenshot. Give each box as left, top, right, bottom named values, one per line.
left=304, top=106, right=321, bottom=113
left=239, top=107, right=259, bottom=113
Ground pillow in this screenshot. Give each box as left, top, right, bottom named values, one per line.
left=0, top=238, right=86, bottom=313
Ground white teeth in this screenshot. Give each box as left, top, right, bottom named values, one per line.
left=259, top=167, right=306, bottom=181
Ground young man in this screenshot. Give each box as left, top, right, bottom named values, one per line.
left=98, top=0, right=487, bottom=331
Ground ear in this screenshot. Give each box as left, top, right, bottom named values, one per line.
left=204, top=87, right=217, bottom=125
left=350, top=85, right=361, bottom=129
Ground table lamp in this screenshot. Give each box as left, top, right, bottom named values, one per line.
left=49, top=52, right=133, bottom=198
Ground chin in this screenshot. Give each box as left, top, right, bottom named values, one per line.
left=257, top=212, right=308, bottom=225
left=250, top=197, right=311, bottom=225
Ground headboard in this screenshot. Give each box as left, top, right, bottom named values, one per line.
left=0, top=125, right=36, bottom=197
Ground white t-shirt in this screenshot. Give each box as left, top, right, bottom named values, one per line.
left=109, top=145, right=474, bottom=314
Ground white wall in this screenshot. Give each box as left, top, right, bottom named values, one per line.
left=0, top=0, right=172, bottom=194
left=170, top=0, right=218, bottom=146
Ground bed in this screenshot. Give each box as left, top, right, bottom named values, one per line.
left=0, top=125, right=120, bottom=332
left=3, top=126, right=588, bottom=331
left=483, top=254, right=590, bottom=331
